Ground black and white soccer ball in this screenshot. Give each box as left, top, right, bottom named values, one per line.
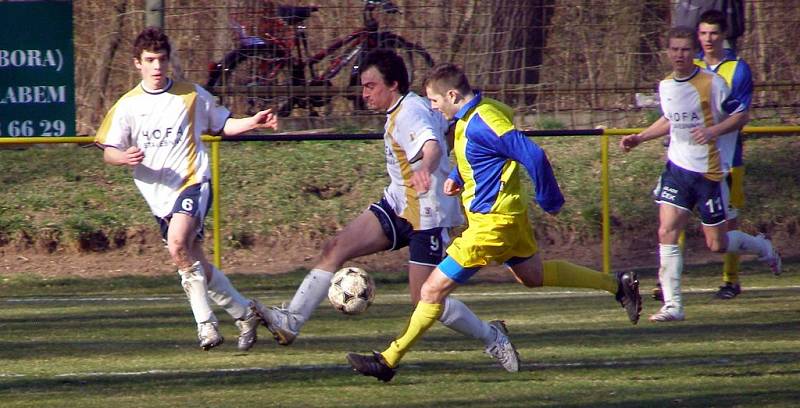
left=327, top=267, right=376, bottom=315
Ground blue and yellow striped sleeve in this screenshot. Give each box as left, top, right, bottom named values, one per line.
left=480, top=128, right=565, bottom=213
left=448, top=166, right=464, bottom=187
left=730, top=59, right=753, bottom=110
left=468, top=107, right=564, bottom=214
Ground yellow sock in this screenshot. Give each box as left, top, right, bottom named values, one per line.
left=722, top=253, right=740, bottom=284
left=543, top=260, right=617, bottom=294
left=381, top=301, right=442, bottom=368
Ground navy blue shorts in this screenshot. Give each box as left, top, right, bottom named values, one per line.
left=655, top=161, right=728, bottom=226
left=155, top=183, right=212, bottom=241
left=368, top=198, right=448, bottom=266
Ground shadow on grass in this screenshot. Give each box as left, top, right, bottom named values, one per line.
left=3, top=316, right=795, bottom=362
left=2, top=354, right=798, bottom=407
left=0, top=363, right=354, bottom=394
left=392, top=390, right=800, bottom=408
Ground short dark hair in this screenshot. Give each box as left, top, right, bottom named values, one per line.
left=359, top=48, right=409, bottom=94
left=667, top=26, right=698, bottom=49
left=134, top=27, right=171, bottom=60
left=423, top=63, right=471, bottom=96
left=698, top=9, right=728, bottom=35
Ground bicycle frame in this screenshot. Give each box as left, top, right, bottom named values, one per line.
left=300, top=0, right=391, bottom=84
left=220, top=4, right=379, bottom=88
left=207, top=0, right=432, bottom=115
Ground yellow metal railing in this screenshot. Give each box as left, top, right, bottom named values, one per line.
left=3, top=125, right=799, bottom=271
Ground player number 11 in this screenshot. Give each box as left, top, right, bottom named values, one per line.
left=705, top=197, right=722, bottom=214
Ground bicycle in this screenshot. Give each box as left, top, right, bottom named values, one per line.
left=206, top=0, right=435, bottom=117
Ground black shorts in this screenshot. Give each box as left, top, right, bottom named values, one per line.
left=154, top=182, right=212, bottom=241
left=368, top=198, right=448, bottom=266
left=655, top=162, right=728, bottom=226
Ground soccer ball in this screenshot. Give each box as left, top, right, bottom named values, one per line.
left=328, top=267, right=376, bottom=315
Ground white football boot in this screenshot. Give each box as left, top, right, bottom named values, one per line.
left=484, top=320, right=520, bottom=372
left=648, top=306, right=685, bottom=322
left=234, top=300, right=265, bottom=351
left=257, top=306, right=300, bottom=346
left=198, top=322, right=224, bottom=351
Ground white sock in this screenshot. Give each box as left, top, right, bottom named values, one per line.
left=659, top=244, right=683, bottom=312
left=726, top=230, right=768, bottom=257
left=439, top=297, right=495, bottom=345
left=287, top=268, right=333, bottom=330
left=178, top=261, right=217, bottom=324
left=206, top=265, right=250, bottom=320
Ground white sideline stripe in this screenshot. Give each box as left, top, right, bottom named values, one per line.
left=0, top=365, right=332, bottom=379
left=3, top=296, right=176, bottom=303
left=3, top=285, right=800, bottom=304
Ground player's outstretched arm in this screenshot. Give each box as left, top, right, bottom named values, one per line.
left=102, top=146, right=144, bottom=167
left=619, top=116, right=670, bottom=152
left=489, top=129, right=564, bottom=214
left=222, top=108, right=279, bottom=136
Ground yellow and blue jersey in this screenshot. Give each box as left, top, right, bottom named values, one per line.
left=695, top=48, right=752, bottom=167
left=448, top=93, right=564, bottom=217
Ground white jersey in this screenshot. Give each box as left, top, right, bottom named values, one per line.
left=95, top=79, right=230, bottom=217
left=382, top=92, right=464, bottom=230
left=660, top=68, right=744, bottom=181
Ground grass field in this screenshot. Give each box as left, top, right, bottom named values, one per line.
left=1, top=261, right=799, bottom=407
left=2, top=135, right=798, bottom=253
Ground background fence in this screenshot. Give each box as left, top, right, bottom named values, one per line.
left=74, top=0, right=800, bottom=134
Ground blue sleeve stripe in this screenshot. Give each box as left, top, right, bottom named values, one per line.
left=448, top=166, right=463, bottom=186
left=464, top=114, right=510, bottom=213
left=465, top=112, right=564, bottom=214
left=495, top=129, right=564, bottom=213
left=730, top=60, right=753, bottom=109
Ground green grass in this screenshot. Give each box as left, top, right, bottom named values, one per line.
left=1, top=262, right=799, bottom=407
left=2, top=136, right=798, bottom=251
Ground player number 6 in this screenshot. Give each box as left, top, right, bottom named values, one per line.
left=181, top=199, right=194, bottom=212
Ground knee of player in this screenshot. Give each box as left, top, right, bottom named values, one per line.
left=706, top=238, right=727, bottom=253
left=319, top=237, right=338, bottom=258
left=167, top=239, right=190, bottom=259
left=657, top=226, right=679, bottom=243
left=419, top=282, right=445, bottom=303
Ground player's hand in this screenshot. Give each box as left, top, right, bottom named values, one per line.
left=619, top=134, right=641, bottom=152
left=690, top=126, right=715, bottom=144
left=252, top=108, right=278, bottom=130
left=409, top=170, right=432, bottom=193
left=124, top=146, right=144, bottom=166
left=443, top=178, right=462, bottom=196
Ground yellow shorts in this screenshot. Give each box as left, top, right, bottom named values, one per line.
left=446, top=212, right=539, bottom=269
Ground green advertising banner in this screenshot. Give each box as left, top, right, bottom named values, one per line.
left=0, top=0, right=75, bottom=137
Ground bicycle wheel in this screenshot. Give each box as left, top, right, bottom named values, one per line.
left=207, top=44, right=296, bottom=117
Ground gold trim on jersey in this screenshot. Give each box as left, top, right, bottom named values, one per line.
left=386, top=105, right=421, bottom=229
left=94, top=86, right=146, bottom=145
left=689, top=72, right=722, bottom=181
left=173, top=82, right=201, bottom=191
